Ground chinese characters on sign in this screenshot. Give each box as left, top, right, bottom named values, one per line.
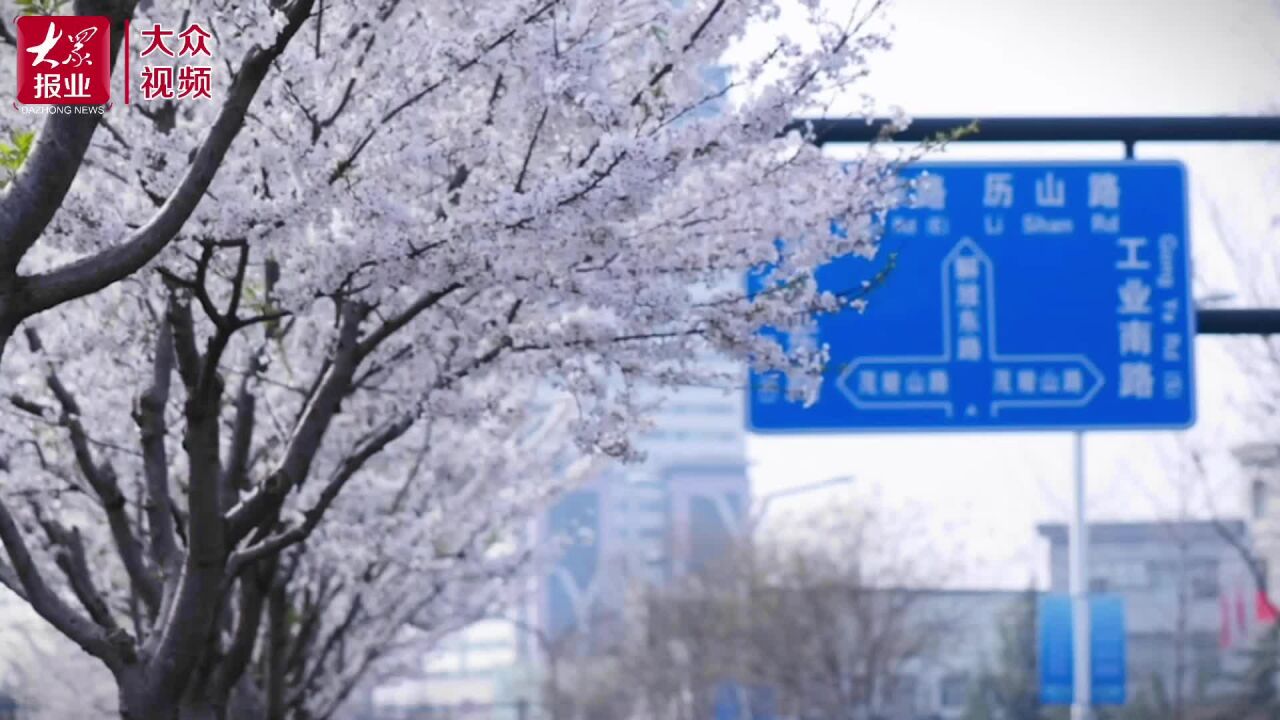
left=136, top=23, right=214, bottom=101
left=15, top=15, right=111, bottom=106
left=748, top=162, right=1193, bottom=433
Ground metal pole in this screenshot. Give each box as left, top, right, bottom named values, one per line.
left=1070, top=431, right=1092, bottom=720
left=788, top=115, right=1280, bottom=145
left=1196, top=308, right=1280, bottom=335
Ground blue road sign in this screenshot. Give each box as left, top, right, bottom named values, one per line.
left=1038, top=594, right=1127, bottom=706
left=1039, top=594, right=1075, bottom=705
left=1090, top=595, right=1128, bottom=705
left=748, top=162, right=1194, bottom=432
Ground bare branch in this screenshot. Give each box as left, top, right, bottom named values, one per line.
left=514, top=107, right=548, bottom=194
left=0, top=494, right=120, bottom=666
left=355, top=283, right=463, bottom=359
left=328, top=0, right=558, bottom=183
left=222, top=363, right=259, bottom=501
left=226, top=414, right=414, bottom=576
left=25, top=328, right=162, bottom=615
left=298, top=593, right=365, bottom=701
left=136, top=319, right=180, bottom=583
left=167, top=291, right=203, bottom=391
left=0, top=555, right=28, bottom=602
left=211, top=560, right=272, bottom=699
left=37, top=516, right=123, bottom=638
left=226, top=301, right=368, bottom=545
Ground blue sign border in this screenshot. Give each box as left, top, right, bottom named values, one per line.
left=746, top=160, right=1195, bottom=435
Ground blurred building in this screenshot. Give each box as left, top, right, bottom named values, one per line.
left=1038, top=519, right=1261, bottom=711
left=1235, top=441, right=1280, bottom=601
left=368, top=619, right=527, bottom=719
left=371, top=381, right=750, bottom=719
left=537, top=381, right=750, bottom=643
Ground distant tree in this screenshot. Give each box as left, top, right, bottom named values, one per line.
left=962, top=588, right=1074, bottom=720
left=1211, top=623, right=1280, bottom=720
left=553, top=499, right=949, bottom=720
left=1096, top=677, right=1172, bottom=720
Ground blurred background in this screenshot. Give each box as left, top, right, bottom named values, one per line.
left=7, top=1, right=1280, bottom=719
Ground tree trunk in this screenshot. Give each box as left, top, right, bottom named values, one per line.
left=177, top=702, right=217, bottom=720
left=265, top=582, right=289, bottom=719
left=117, top=663, right=264, bottom=720
left=118, top=682, right=179, bottom=720
left=227, top=676, right=267, bottom=720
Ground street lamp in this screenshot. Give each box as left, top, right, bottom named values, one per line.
left=1197, top=290, right=1238, bottom=307
left=745, top=474, right=856, bottom=535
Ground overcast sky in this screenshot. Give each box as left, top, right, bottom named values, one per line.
left=748, top=0, right=1280, bottom=588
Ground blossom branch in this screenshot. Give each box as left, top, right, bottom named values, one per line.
left=0, top=493, right=120, bottom=667
left=225, top=414, right=414, bottom=578
left=24, top=328, right=163, bottom=616
left=20, top=0, right=318, bottom=317
left=225, top=301, right=368, bottom=545
left=135, top=319, right=181, bottom=586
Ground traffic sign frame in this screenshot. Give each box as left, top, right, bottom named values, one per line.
left=747, top=160, right=1195, bottom=434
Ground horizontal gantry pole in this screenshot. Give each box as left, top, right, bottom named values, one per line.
left=788, top=115, right=1280, bottom=145
left=1196, top=309, right=1280, bottom=336
left=790, top=115, right=1280, bottom=336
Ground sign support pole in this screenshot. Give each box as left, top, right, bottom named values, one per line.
left=1070, top=431, right=1092, bottom=720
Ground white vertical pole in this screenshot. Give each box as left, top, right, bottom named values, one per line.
left=1070, top=431, right=1092, bottom=720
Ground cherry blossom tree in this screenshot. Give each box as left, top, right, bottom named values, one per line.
left=0, top=0, right=908, bottom=718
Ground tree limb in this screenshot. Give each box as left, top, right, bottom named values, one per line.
left=282, top=576, right=336, bottom=682
left=221, top=363, right=259, bottom=504
left=225, top=301, right=368, bottom=545
left=226, top=414, right=413, bottom=577
left=264, top=577, right=290, bottom=719
left=0, top=556, right=28, bottom=602
left=25, top=328, right=162, bottom=616
left=211, top=559, right=272, bottom=700
left=354, top=283, right=462, bottom=359
left=167, top=291, right=203, bottom=391
left=135, top=318, right=180, bottom=591
left=37, top=516, right=123, bottom=638
left=0, top=494, right=120, bottom=666
left=144, top=311, right=234, bottom=699
left=297, top=593, right=365, bottom=701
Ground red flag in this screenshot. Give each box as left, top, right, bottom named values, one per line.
left=1258, top=591, right=1279, bottom=625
